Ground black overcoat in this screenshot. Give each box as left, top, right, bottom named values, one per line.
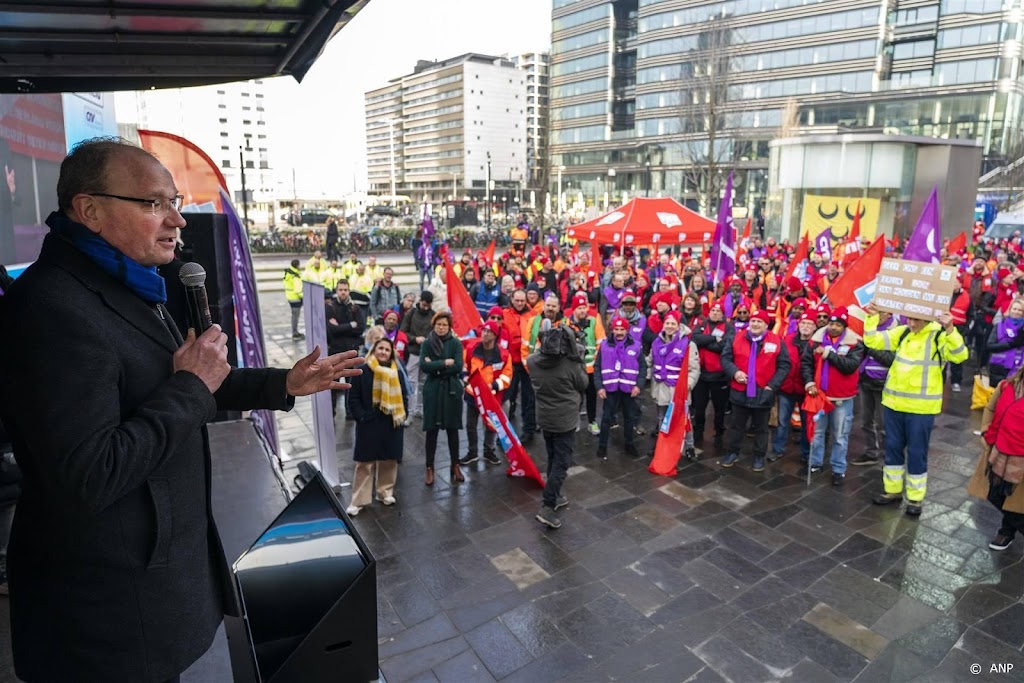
left=0, top=234, right=293, bottom=682
left=347, top=362, right=408, bottom=462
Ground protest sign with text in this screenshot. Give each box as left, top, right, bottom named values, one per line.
left=872, top=258, right=957, bottom=320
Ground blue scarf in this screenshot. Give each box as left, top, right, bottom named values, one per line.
left=46, top=211, right=167, bottom=304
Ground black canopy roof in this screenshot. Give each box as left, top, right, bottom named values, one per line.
left=0, top=0, right=369, bottom=93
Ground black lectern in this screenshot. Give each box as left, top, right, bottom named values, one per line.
left=225, top=471, right=378, bottom=682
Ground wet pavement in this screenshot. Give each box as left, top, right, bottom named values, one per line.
left=260, top=275, right=1024, bottom=683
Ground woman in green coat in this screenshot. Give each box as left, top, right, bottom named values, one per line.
left=421, top=311, right=465, bottom=485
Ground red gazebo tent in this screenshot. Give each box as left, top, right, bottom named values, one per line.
left=565, top=197, right=716, bottom=247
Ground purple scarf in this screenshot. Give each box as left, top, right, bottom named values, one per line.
left=747, top=333, right=763, bottom=398
left=604, top=285, right=625, bottom=311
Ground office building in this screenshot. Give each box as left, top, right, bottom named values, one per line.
left=549, top=0, right=1023, bottom=216
left=116, top=80, right=277, bottom=224
left=515, top=51, right=551, bottom=206
left=365, top=53, right=527, bottom=213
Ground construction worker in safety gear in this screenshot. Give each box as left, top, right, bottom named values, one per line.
left=862, top=306, right=968, bottom=516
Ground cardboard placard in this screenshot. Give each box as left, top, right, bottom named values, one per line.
left=872, top=258, right=958, bottom=320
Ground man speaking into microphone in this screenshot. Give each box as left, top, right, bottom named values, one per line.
left=0, top=138, right=363, bottom=683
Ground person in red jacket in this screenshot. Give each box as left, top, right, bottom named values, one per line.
left=485, top=305, right=512, bottom=353
left=771, top=313, right=816, bottom=463
left=801, top=306, right=866, bottom=487
left=503, top=288, right=538, bottom=433
left=691, top=303, right=731, bottom=448
left=948, top=275, right=973, bottom=392
left=460, top=321, right=513, bottom=466
left=720, top=309, right=792, bottom=471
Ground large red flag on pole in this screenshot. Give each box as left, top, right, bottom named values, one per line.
left=468, top=371, right=544, bottom=487
left=782, top=233, right=810, bottom=285
left=649, top=371, right=691, bottom=477
left=444, top=250, right=483, bottom=337
left=822, top=236, right=885, bottom=336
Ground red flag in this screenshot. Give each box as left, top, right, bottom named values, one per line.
left=842, top=201, right=863, bottom=269
left=649, top=370, right=691, bottom=477
left=445, top=252, right=484, bottom=337
left=468, top=371, right=544, bottom=487
left=782, top=233, right=810, bottom=285
left=570, top=240, right=579, bottom=265
left=801, top=357, right=834, bottom=444
left=947, top=231, right=967, bottom=254
left=483, top=239, right=496, bottom=266
left=822, top=235, right=885, bottom=336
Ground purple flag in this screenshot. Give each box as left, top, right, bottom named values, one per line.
left=903, top=186, right=941, bottom=264
left=219, top=188, right=279, bottom=456
left=421, top=204, right=436, bottom=240
left=815, top=228, right=833, bottom=262
left=709, top=172, right=736, bottom=286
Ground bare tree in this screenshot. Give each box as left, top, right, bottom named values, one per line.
left=779, top=97, right=800, bottom=139
left=677, top=17, right=740, bottom=215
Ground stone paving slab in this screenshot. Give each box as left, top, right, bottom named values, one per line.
left=253, top=272, right=1024, bottom=683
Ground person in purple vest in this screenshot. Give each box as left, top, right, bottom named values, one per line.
left=851, top=309, right=898, bottom=466
left=595, top=316, right=647, bottom=459
left=601, top=271, right=627, bottom=322
left=650, top=310, right=700, bottom=460
left=617, top=290, right=649, bottom=435
left=987, top=299, right=1024, bottom=386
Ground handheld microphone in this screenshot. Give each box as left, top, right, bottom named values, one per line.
left=178, top=262, right=214, bottom=333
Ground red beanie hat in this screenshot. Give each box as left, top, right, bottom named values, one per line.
left=571, top=292, right=589, bottom=309
left=664, top=310, right=681, bottom=324
left=611, top=316, right=629, bottom=330
left=751, top=310, right=772, bottom=324
left=787, top=276, right=803, bottom=293
left=487, top=305, right=504, bottom=318
left=482, top=320, right=501, bottom=337
left=829, top=306, right=850, bottom=326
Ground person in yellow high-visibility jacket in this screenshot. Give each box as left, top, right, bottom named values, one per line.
left=862, top=304, right=968, bottom=516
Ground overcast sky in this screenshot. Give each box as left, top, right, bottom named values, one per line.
left=264, top=0, right=552, bottom=199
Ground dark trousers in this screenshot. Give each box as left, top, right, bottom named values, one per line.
left=466, top=399, right=498, bottom=455
left=326, top=239, right=340, bottom=261
left=598, top=391, right=637, bottom=449
left=509, top=363, right=537, bottom=431
left=988, top=481, right=1024, bottom=538
left=542, top=430, right=574, bottom=508
left=692, top=379, right=729, bottom=437
left=973, top=320, right=991, bottom=368
left=858, top=383, right=885, bottom=460
left=425, top=428, right=460, bottom=468
left=584, top=374, right=597, bottom=422
left=725, top=403, right=771, bottom=459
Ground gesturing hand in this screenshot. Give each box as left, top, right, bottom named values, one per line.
left=286, top=347, right=364, bottom=396
left=174, top=324, right=231, bottom=394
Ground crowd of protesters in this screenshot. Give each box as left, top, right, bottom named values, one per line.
left=283, top=217, right=1024, bottom=544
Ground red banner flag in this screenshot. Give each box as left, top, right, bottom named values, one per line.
left=782, top=233, right=810, bottom=285
left=648, top=375, right=690, bottom=477
left=483, top=239, right=496, bottom=266
left=822, top=235, right=885, bottom=336
left=841, top=201, right=863, bottom=269
left=947, top=231, right=967, bottom=254
left=445, top=252, right=484, bottom=337
left=468, top=371, right=544, bottom=487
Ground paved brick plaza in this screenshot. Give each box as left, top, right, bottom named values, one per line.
left=261, top=272, right=1024, bottom=683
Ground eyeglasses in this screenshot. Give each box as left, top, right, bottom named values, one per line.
left=488, top=315, right=504, bottom=321
left=91, top=193, right=184, bottom=215
left=817, top=314, right=830, bottom=320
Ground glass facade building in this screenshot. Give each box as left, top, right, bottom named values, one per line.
left=548, top=0, right=1024, bottom=215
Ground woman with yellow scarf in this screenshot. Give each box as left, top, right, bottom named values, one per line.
left=345, top=338, right=409, bottom=515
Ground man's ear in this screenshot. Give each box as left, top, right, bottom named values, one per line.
left=68, top=194, right=103, bottom=234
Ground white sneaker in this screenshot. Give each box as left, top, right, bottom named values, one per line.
left=346, top=505, right=361, bottom=516
left=382, top=496, right=396, bottom=506
left=952, top=383, right=961, bottom=393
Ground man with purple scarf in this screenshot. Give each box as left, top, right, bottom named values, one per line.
left=801, top=307, right=866, bottom=487
left=720, top=310, right=791, bottom=472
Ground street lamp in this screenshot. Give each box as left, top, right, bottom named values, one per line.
left=645, top=156, right=651, bottom=198
left=238, top=139, right=252, bottom=228
left=452, top=171, right=459, bottom=201
left=557, top=164, right=566, bottom=215
left=485, top=152, right=492, bottom=226
left=606, top=168, right=616, bottom=209
left=386, top=118, right=402, bottom=206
